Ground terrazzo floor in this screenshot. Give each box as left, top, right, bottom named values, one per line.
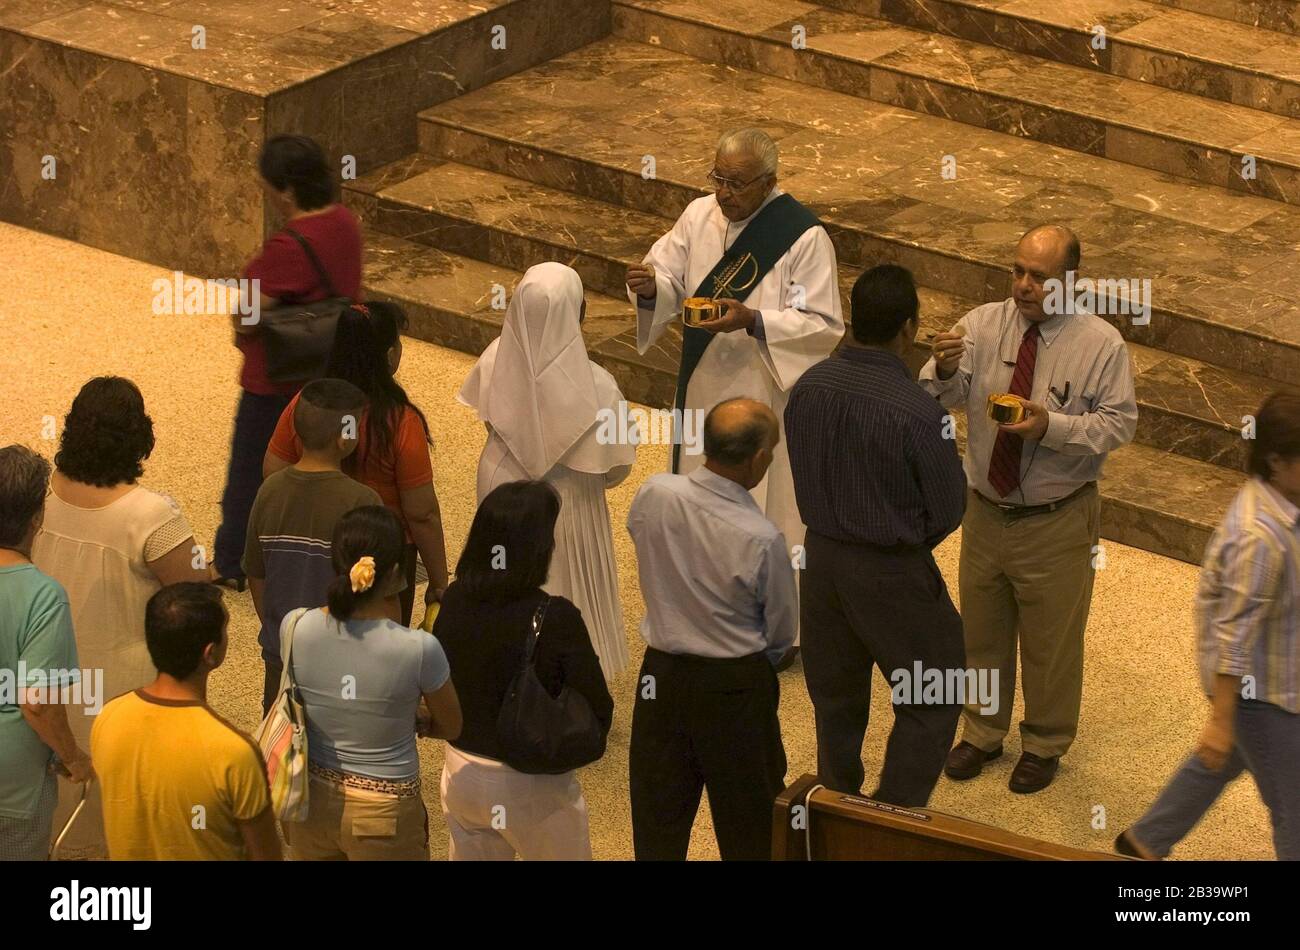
left=0, top=220, right=1275, bottom=860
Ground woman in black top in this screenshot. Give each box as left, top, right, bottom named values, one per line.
left=433, top=481, right=613, bottom=860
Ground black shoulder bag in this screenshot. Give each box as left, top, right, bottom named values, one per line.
left=496, top=596, right=607, bottom=775
left=260, top=227, right=352, bottom=384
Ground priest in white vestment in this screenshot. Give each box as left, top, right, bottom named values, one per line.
left=459, top=263, right=637, bottom=679
left=625, top=129, right=843, bottom=662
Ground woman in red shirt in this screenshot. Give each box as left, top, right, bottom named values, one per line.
left=263, top=302, right=450, bottom=626
left=213, top=134, right=363, bottom=589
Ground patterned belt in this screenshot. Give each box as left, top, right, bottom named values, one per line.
left=308, top=763, right=421, bottom=799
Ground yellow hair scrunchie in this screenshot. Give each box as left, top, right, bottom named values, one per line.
left=349, top=556, right=376, bottom=594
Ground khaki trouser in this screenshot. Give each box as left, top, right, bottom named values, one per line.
left=957, top=484, right=1101, bottom=759
left=285, top=771, right=429, bottom=861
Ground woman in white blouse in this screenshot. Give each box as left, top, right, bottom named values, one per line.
left=33, top=376, right=208, bottom=860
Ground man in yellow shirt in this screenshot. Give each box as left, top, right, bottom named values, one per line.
left=91, top=583, right=280, bottom=860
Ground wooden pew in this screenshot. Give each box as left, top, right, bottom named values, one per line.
left=773, top=774, right=1130, bottom=860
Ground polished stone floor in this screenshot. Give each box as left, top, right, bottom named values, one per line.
left=0, top=221, right=1275, bottom=860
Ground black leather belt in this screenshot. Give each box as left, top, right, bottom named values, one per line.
left=974, top=481, right=1095, bottom=518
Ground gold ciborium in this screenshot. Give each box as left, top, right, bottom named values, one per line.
left=683, top=297, right=720, bottom=327
left=987, top=393, right=1026, bottom=425
left=683, top=252, right=760, bottom=326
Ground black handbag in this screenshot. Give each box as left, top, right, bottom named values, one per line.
left=260, top=227, right=352, bottom=384
left=496, top=597, right=607, bottom=775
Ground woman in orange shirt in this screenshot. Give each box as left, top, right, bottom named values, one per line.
left=263, top=303, right=449, bottom=626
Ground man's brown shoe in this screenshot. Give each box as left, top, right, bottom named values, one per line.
left=944, top=741, right=1003, bottom=780
left=1009, top=752, right=1059, bottom=793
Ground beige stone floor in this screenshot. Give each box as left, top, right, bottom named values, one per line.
left=0, top=221, right=1275, bottom=860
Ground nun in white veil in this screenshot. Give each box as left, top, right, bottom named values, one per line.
left=458, top=262, right=637, bottom=679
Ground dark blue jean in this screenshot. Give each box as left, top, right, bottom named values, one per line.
left=214, top=389, right=291, bottom=578
left=1129, top=699, right=1300, bottom=860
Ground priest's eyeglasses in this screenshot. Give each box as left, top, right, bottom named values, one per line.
left=706, top=170, right=769, bottom=193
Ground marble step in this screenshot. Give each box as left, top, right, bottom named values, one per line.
left=825, top=0, right=1300, bottom=120
left=609, top=0, right=1300, bottom=207
left=362, top=228, right=678, bottom=411
left=347, top=156, right=1288, bottom=469
left=1150, top=0, right=1300, bottom=35
left=346, top=154, right=674, bottom=313
left=415, top=38, right=1300, bottom=385
left=362, top=228, right=1238, bottom=564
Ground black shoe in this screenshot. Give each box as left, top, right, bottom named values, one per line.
left=1009, top=752, right=1059, bottom=793
left=212, top=574, right=247, bottom=593
left=773, top=646, right=800, bottom=673
left=944, top=741, right=1003, bottom=780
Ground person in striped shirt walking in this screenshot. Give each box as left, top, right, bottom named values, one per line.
left=1118, top=392, right=1300, bottom=860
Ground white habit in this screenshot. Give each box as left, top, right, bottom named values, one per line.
left=459, top=262, right=636, bottom=679
left=629, top=187, right=843, bottom=600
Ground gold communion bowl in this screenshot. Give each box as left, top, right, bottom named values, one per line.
left=683, top=296, right=719, bottom=326
left=987, top=393, right=1026, bottom=425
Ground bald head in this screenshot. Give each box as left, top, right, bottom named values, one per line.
left=1019, top=224, right=1080, bottom=275
left=1013, top=224, right=1081, bottom=322
left=703, top=398, right=779, bottom=488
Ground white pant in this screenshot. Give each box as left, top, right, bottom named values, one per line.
left=440, top=745, right=592, bottom=861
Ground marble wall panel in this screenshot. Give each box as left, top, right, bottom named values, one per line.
left=183, top=81, right=265, bottom=278
left=267, top=0, right=611, bottom=188
left=0, top=31, right=83, bottom=243
left=0, top=29, right=265, bottom=277
left=2, top=0, right=611, bottom=277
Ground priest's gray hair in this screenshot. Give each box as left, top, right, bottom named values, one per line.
left=717, top=128, right=778, bottom=177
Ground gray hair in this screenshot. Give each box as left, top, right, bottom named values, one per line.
left=0, top=445, right=51, bottom=548
left=717, top=128, right=778, bottom=177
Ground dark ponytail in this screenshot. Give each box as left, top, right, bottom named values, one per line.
left=326, top=505, right=404, bottom=622
left=325, top=302, right=431, bottom=472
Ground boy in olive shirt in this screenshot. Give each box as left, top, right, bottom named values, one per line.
left=243, top=378, right=394, bottom=714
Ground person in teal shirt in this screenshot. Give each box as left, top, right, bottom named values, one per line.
left=0, top=445, right=91, bottom=861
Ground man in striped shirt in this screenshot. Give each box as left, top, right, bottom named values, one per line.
left=1118, top=392, right=1300, bottom=860
left=785, top=264, right=966, bottom=805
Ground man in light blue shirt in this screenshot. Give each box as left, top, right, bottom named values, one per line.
left=627, top=397, right=794, bottom=860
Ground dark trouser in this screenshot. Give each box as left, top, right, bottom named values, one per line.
left=399, top=543, right=418, bottom=627
left=214, top=389, right=292, bottom=578
left=262, top=655, right=283, bottom=718
left=1129, top=699, right=1300, bottom=860
left=629, top=647, right=786, bottom=861
left=801, top=530, right=965, bottom=807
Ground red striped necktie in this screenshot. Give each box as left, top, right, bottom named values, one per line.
left=987, top=323, right=1039, bottom=498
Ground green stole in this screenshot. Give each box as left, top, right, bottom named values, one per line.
left=671, top=192, right=821, bottom=472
